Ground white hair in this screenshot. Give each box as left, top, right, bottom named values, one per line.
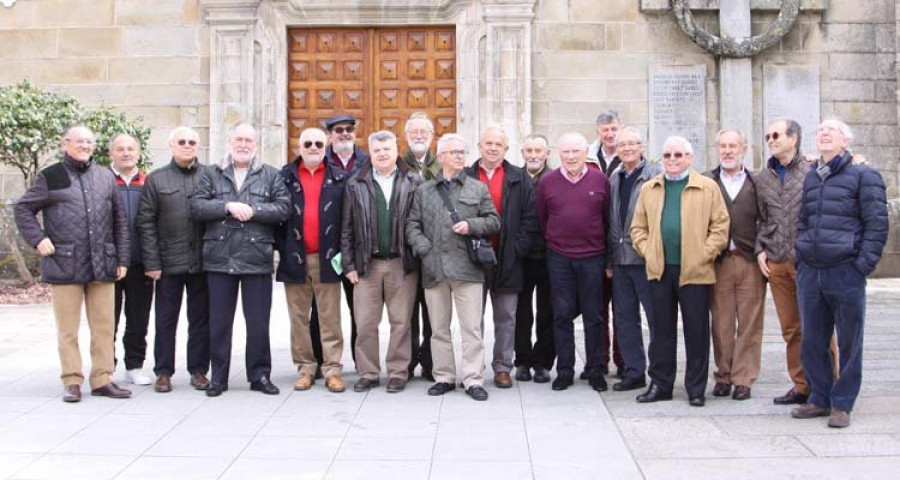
left=662, top=136, right=694, bottom=155
left=436, top=133, right=466, bottom=154
left=167, top=126, right=199, bottom=144
left=819, top=117, right=854, bottom=142
left=404, top=112, right=434, bottom=133
left=557, top=132, right=589, bottom=150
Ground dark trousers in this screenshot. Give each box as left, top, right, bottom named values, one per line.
left=546, top=249, right=605, bottom=380
left=310, top=275, right=357, bottom=366
left=648, top=265, right=710, bottom=397
left=153, top=272, right=210, bottom=376
left=114, top=265, right=153, bottom=370
left=408, top=274, right=433, bottom=373
left=207, top=273, right=273, bottom=385
left=611, top=265, right=654, bottom=381
left=514, top=256, right=555, bottom=370
left=601, top=275, right=624, bottom=368
left=798, top=262, right=866, bottom=412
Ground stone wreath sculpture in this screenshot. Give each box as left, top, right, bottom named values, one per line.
left=672, top=0, right=801, bottom=58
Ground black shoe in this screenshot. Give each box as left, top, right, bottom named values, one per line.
left=250, top=377, right=280, bottom=395
left=636, top=383, right=673, bottom=403
left=600, top=364, right=609, bottom=375
left=589, top=375, right=608, bottom=392
left=354, top=378, right=380, bottom=392
left=689, top=395, right=706, bottom=407
left=712, top=382, right=732, bottom=397
left=774, top=388, right=808, bottom=405
left=613, top=376, right=647, bottom=392
left=732, top=386, right=751, bottom=401
left=421, top=367, right=435, bottom=382
left=315, top=365, right=324, bottom=380
left=552, top=376, right=574, bottom=391
left=427, top=382, right=456, bottom=396
left=206, top=383, right=228, bottom=397
left=615, top=365, right=625, bottom=379
left=579, top=371, right=589, bottom=380
left=533, top=367, right=551, bottom=384
left=515, top=366, right=532, bottom=382
left=466, top=385, right=489, bottom=401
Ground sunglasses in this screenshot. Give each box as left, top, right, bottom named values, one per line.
left=662, top=152, right=687, bottom=159
left=332, top=125, right=355, bottom=134
left=303, top=141, right=325, bottom=149
left=764, top=132, right=782, bottom=142
left=177, top=139, right=198, bottom=146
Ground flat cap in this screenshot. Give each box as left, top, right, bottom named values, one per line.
left=323, top=114, right=357, bottom=131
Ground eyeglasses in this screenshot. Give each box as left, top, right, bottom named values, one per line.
left=303, top=141, right=325, bottom=149
left=441, top=149, right=467, bottom=157
left=616, top=141, right=641, bottom=148
left=406, top=129, right=432, bottom=137
left=332, top=125, right=355, bottom=135
left=662, top=152, right=688, bottom=159
left=764, top=132, right=781, bottom=142
left=177, top=139, right=198, bottom=146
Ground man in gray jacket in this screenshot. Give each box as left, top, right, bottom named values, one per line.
left=137, top=126, right=211, bottom=393
left=606, top=127, right=661, bottom=392
left=406, top=133, right=501, bottom=401
left=15, top=125, right=132, bottom=403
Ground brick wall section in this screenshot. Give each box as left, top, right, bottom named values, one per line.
left=0, top=0, right=208, bottom=198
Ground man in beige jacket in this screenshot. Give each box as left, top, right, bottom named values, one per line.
left=630, top=135, right=729, bottom=407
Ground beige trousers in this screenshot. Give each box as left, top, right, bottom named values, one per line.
left=710, top=253, right=766, bottom=387
left=425, top=280, right=485, bottom=389
left=51, top=282, right=115, bottom=389
left=353, top=259, right=417, bottom=380
left=285, top=254, right=343, bottom=377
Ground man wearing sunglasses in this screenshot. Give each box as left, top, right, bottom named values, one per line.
left=277, top=128, right=350, bottom=393
left=191, top=123, right=291, bottom=397
left=138, top=126, right=212, bottom=393
left=630, top=136, right=729, bottom=407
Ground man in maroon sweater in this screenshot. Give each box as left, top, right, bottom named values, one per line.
left=536, top=132, right=611, bottom=392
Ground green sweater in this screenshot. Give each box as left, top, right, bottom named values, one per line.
left=374, top=180, right=394, bottom=256
left=662, top=177, right=687, bottom=265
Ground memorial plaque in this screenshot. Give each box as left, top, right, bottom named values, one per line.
left=763, top=64, right=820, bottom=157
left=649, top=65, right=708, bottom=168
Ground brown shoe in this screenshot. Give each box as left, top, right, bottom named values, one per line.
left=325, top=375, right=346, bottom=393
left=353, top=378, right=380, bottom=392
left=828, top=409, right=851, bottom=428
left=732, top=386, right=751, bottom=401
left=91, top=382, right=132, bottom=399
left=294, top=373, right=315, bottom=391
left=774, top=387, right=808, bottom=405
left=386, top=378, right=407, bottom=393
left=154, top=374, right=172, bottom=393
left=62, top=384, right=81, bottom=403
left=791, top=403, right=830, bottom=419
left=190, top=373, right=210, bottom=391
left=494, top=372, right=513, bottom=389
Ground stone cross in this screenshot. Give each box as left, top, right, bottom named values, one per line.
left=719, top=0, right=754, bottom=168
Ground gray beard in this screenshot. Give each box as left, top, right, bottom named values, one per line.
left=410, top=142, right=428, bottom=156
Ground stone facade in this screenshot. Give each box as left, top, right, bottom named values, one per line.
left=0, top=0, right=897, bottom=274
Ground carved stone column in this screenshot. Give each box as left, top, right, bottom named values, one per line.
left=482, top=0, right=536, bottom=163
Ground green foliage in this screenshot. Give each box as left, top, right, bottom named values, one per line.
left=81, top=106, right=152, bottom=171
left=0, top=79, right=152, bottom=185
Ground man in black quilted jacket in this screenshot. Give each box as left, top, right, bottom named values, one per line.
left=15, top=125, right=132, bottom=403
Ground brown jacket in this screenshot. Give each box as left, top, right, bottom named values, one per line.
left=630, top=169, right=730, bottom=286
left=754, top=153, right=809, bottom=263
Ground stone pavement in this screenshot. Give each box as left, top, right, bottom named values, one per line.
left=0, top=279, right=898, bottom=480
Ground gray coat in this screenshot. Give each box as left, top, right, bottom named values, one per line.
left=606, top=159, right=662, bottom=267
left=15, top=156, right=129, bottom=284
left=190, top=156, right=291, bottom=275
left=405, top=171, right=501, bottom=288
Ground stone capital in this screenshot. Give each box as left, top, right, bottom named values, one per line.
left=199, top=0, right=261, bottom=25
left=482, top=0, right=536, bottom=22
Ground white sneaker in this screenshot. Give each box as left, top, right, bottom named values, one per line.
left=127, top=369, right=152, bottom=385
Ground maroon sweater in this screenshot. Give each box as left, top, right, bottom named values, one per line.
left=536, top=168, right=610, bottom=258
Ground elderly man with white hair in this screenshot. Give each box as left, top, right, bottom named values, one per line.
left=790, top=118, right=888, bottom=428
left=630, top=135, right=729, bottom=407
left=535, top=132, right=611, bottom=393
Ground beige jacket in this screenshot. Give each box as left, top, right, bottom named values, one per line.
left=630, top=169, right=730, bottom=286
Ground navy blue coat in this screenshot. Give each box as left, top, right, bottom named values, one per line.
left=114, top=169, right=146, bottom=267
left=275, top=157, right=348, bottom=284
left=796, top=151, right=888, bottom=276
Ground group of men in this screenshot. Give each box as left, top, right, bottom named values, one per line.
left=15, top=109, right=888, bottom=427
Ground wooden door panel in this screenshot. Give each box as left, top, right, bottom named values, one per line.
left=288, top=27, right=455, bottom=160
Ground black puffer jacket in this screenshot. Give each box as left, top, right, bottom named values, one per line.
left=191, top=156, right=291, bottom=275
left=15, top=156, right=129, bottom=283
left=341, top=161, right=423, bottom=276
left=137, top=159, right=206, bottom=275
left=464, top=160, right=537, bottom=293
left=113, top=169, right=146, bottom=267
left=796, top=151, right=889, bottom=276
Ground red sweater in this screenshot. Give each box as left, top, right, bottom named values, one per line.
left=298, top=161, right=326, bottom=254
left=478, top=163, right=504, bottom=249
left=536, top=168, right=610, bottom=258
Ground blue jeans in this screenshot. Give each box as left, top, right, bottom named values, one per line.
left=611, top=265, right=654, bottom=381
left=546, top=249, right=605, bottom=379
left=797, top=261, right=867, bottom=412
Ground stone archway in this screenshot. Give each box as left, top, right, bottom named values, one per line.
left=199, top=0, right=537, bottom=164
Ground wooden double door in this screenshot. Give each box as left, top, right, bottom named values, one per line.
left=287, top=27, right=457, bottom=159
